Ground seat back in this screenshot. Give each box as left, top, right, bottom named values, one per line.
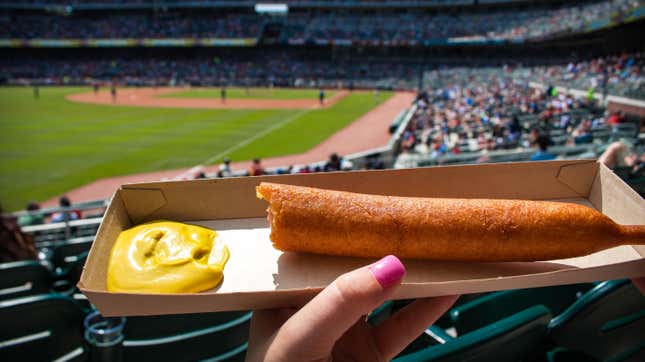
left=450, top=283, right=592, bottom=334
left=549, top=280, right=645, bottom=361
left=122, top=311, right=252, bottom=362
left=0, top=260, right=52, bottom=301
left=0, top=294, right=87, bottom=361
left=395, top=305, right=551, bottom=362
left=54, top=251, right=89, bottom=295
left=52, top=237, right=94, bottom=271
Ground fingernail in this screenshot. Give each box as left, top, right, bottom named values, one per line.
left=369, top=255, right=406, bottom=289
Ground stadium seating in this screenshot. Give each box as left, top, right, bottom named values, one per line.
left=80, top=310, right=252, bottom=362
left=122, top=312, right=251, bottom=362
left=1, top=0, right=639, bottom=44
left=448, top=283, right=594, bottom=335
left=394, top=305, right=551, bottom=362
left=0, top=260, right=52, bottom=301
left=24, top=217, right=102, bottom=247
left=52, top=237, right=94, bottom=272
left=548, top=280, right=645, bottom=361
left=0, top=294, right=89, bottom=361
left=367, top=300, right=394, bottom=326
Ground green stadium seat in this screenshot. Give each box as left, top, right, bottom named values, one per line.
left=0, top=260, right=52, bottom=301
left=52, top=237, right=93, bottom=272
left=56, top=251, right=89, bottom=289
left=367, top=300, right=394, bottom=326
left=0, top=294, right=88, bottom=361
left=394, top=305, right=551, bottom=362
left=548, top=280, right=645, bottom=361
left=449, top=283, right=593, bottom=335
left=122, top=311, right=252, bottom=361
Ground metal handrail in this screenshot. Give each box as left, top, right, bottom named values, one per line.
left=10, top=199, right=107, bottom=218
left=22, top=217, right=103, bottom=234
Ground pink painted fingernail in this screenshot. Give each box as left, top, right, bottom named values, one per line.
left=369, top=255, right=406, bottom=288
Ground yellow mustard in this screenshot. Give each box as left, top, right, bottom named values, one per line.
left=107, top=221, right=229, bottom=293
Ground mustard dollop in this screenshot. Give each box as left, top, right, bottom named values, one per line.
left=107, top=221, right=229, bottom=293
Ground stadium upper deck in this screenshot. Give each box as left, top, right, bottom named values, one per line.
left=0, top=0, right=642, bottom=44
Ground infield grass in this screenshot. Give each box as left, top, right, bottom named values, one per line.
left=0, top=87, right=391, bottom=210
left=160, top=87, right=337, bottom=100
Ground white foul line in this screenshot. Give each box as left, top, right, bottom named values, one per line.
left=202, top=109, right=308, bottom=165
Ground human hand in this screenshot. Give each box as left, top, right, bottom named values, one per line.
left=246, top=255, right=458, bottom=362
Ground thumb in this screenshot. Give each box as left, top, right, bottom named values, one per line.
left=269, top=255, right=405, bottom=359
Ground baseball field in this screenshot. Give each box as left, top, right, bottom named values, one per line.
left=0, top=86, right=392, bottom=211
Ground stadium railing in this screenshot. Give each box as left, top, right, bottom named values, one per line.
left=23, top=217, right=103, bottom=248
left=11, top=199, right=107, bottom=219
left=529, top=82, right=645, bottom=110
left=394, top=144, right=598, bottom=169
left=10, top=199, right=107, bottom=246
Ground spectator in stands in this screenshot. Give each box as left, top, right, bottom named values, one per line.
left=599, top=140, right=642, bottom=169
left=530, top=134, right=556, bottom=161
left=17, top=201, right=44, bottom=227
left=246, top=255, right=458, bottom=361
left=51, top=196, right=80, bottom=223
left=572, top=119, right=593, bottom=144
left=607, top=111, right=626, bottom=125
left=324, top=153, right=342, bottom=172
left=366, top=155, right=385, bottom=170
left=249, top=158, right=265, bottom=176
left=0, top=204, right=37, bottom=262
left=217, top=157, right=233, bottom=177
left=599, top=140, right=645, bottom=180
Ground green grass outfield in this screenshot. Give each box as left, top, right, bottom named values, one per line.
left=160, top=87, right=337, bottom=100
left=0, top=87, right=391, bottom=211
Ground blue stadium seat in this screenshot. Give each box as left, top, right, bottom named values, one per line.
left=0, top=294, right=88, bottom=361
left=548, top=280, right=645, bottom=361
left=394, top=305, right=551, bottom=362
left=0, top=260, right=52, bottom=301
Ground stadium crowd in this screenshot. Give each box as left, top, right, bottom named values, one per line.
left=1, top=13, right=260, bottom=39
left=404, top=67, right=595, bottom=159
left=1, top=0, right=640, bottom=41
left=396, top=57, right=643, bottom=173
left=530, top=52, right=645, bottom=100
left=2, top=52, right=643, bottom=99
left=285, top=0, right=639, bottom=43
left=0, top=54, right=418, bottom=89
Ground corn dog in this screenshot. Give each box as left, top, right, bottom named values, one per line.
left=256, top=182, right=645, bottom=261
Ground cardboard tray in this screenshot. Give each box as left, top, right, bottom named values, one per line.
left=78, top=160, right=645, bottom=316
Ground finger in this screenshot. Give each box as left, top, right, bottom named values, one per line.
left=269, top=255, right=406, bottom=360
left=373, top=295, right=459, bottom=360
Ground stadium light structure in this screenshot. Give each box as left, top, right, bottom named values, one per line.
left=254, top=3, right=288, bottom=15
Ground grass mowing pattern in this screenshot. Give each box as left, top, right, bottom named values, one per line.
left=224, top=91, right=392, bottom=162
left=0, top=87, right=391, bottom=210
left=160, top=87, right=337, bottom=100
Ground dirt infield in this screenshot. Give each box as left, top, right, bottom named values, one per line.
left=44, top=90, right=415, bottom=207
left=66, top=87, right=348, bottom=110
